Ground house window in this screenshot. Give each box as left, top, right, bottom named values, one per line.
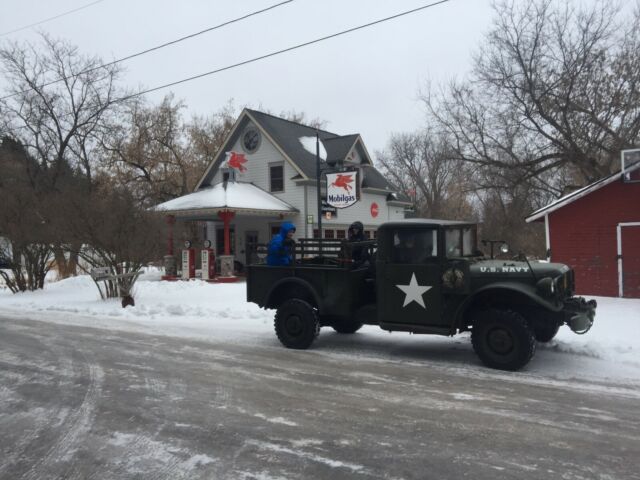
left=364, top=230, right=371, bottom=239
left=336, top=229, right=346, bottom=240
left=270, top=164, right=284, bottom=192
left=324, top=229, right=335, bottom=239
left=313, top=229, right=320, bottom=239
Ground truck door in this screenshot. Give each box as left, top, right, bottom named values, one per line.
left=378, top=227, right=444, bottom=326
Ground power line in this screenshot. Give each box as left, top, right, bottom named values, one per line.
left=4, top=0, right=452, bottom=124
left=0, top=0, right=106, bottom=37
left=118, top=0, right=452, bottom=103
left=0, top=0, right=294, bottom=101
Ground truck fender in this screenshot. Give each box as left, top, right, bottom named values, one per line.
left=264, top=277, right=322, bottom=310
left=453, top=283, right=560, bottom=329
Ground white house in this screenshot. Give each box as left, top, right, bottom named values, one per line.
left=156, top=108, right=411, bottom=271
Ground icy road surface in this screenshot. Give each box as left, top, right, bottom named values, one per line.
left=1, top=316, right=639, bottom=480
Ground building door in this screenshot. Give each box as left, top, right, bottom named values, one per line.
left=618, top=223, right=640, bottom=298
left=245, top=230, right=259, bottom=266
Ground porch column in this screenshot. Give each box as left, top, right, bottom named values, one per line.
left=218, top=210, right=235, bottom=255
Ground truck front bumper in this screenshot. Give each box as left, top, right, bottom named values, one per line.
left=563, top=297, right=597, bottom=334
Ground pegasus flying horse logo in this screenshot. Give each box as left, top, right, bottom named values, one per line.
left=330, top=174, right=354, bottom=193
left=226, top=151, right=247, bottom=172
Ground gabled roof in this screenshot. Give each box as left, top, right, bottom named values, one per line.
left=245, top=109, right=364, bottom=176
left=195, top=109, right=404, bottom=198
left=323, top=134, right=359, bottom=164
left=526, top=161, right=640, bottom=223
left=155, top=181, right=297, bottom=218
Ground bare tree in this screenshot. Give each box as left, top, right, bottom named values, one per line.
left=377, top=129, right=474, bottom=220
left=64, top=183, right=165, bottom=302
left=276, top=109, right=327, bottom=130
left=0, top=34, right=127, bottom=277
left=100, top=94, right=192, bottom=206
left=424, top=0, right=640, bottom=189
left=0, top=137, right=57, bottom=291
left=103, top=99, right=245, bottom=207
left=0, top=33, right=124, bottom=184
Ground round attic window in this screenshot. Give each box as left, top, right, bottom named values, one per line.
left=242, top=127, right=261, bottom=153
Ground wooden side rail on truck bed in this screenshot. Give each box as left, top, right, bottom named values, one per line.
left=246, top=239, right=377, bottom=268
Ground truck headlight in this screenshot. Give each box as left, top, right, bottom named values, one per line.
left=536, top=277, right=555, bottom=296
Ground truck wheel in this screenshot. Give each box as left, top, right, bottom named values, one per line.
left=274, top=299, right=320, bottom=349
left=471, top=309, right=536, bottom=371
left=332, top=319, right=363, bottom=334
left=534, top=323, right=561, bottom=343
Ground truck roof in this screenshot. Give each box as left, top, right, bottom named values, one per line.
left=380, top=219, right=475, bottom=229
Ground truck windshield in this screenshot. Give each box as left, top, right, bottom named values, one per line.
left=445, top=226, right=476, bottom=257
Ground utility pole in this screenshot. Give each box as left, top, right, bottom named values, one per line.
left=316, top=129, right=322, bottom=240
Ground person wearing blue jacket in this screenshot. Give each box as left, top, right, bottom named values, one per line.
left=267, top=222, right=296, bottom=266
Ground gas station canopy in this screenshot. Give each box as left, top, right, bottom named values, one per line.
left=154, top=181, right=298, bottom=219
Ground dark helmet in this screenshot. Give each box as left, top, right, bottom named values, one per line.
left=348, top=221, right=364, bottom=240
left=349, top=221, right=363, bottom=233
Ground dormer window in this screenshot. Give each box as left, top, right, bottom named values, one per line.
left=270, top=163, right=284, bottom=192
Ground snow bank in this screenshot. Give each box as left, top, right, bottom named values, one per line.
left=0, top=272, right=274, bottom=344
left=551, top=296, right=640, bottom=365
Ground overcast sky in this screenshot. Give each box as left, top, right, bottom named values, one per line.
left=0, top=0, right=496, bottom=156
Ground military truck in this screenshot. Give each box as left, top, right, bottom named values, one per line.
left=246, top=220, right=596, bottom=371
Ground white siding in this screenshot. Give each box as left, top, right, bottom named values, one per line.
left=307, top=187, right=401, bottom=232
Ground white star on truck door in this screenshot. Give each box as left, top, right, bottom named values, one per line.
left=396, top=273, right=432, bottom=308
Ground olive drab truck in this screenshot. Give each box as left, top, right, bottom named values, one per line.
left=246, top=220, right=596, bottom=371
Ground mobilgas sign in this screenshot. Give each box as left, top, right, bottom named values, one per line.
left=326, top=170, right=358, bottom=208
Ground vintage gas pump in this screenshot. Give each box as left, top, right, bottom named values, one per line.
left=201, top=240, right=216, bottom=280
left=181, top=240, right=196, bottom=280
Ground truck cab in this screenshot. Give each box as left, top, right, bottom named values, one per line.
left=375, top=220, right=476, bottom=334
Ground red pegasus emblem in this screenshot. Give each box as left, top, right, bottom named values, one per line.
left=226, top=151, right=247, bottom=172
left=330, top=174, right=354, bottom=193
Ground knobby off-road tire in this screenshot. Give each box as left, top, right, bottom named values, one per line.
left=331, top=318, right=364, bottom=334
left=534, top=323, right=561, bottom=343
left=274, top=299, right=320, bottom=349
left=471, top=308, right=536, bottom=371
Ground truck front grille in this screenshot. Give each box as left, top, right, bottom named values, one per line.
left=559, top=270, right=575, bottom=297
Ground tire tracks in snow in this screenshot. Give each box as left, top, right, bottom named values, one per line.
left=21, top=348, right=104, bottom=480
left=0, top=328, right=74, bottom=478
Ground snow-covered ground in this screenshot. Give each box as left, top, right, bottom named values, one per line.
left=1, top=270, right=639, bottom=385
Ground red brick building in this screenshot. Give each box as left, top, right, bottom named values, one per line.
left=526, top=152, right=640, bottom=298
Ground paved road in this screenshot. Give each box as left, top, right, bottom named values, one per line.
left=1, top=316, right=639, bottom=480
